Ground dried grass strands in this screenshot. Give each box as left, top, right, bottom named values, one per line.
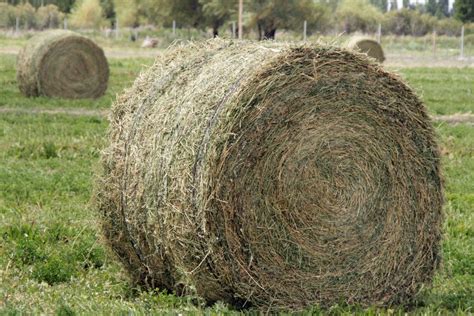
left=97, top=39, right=443, bottom=311
left=17, top=30, right=109, bottom=99
left=347, top=37, right=385, bottom=63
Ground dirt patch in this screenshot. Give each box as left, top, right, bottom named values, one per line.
left=0, top=107, right=108, bottom=117
left=432, top=113, right=474, bottom=125
left=0, top=45, right=160, bottom=59
left=385, top=54, right=474, bottom=68
left=1, top=107, right=473, bottom=126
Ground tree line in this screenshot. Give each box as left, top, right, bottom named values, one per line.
left=1, top=0, right=473, bottom=38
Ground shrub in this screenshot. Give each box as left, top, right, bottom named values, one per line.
left=336, top=0, right=383, bottom=33
left=70, top=0, right=105, bottom=29
left=464, top=33, right=474, bottom=45
left=436, top=18, right=463, bottom=36
left=112, top=0, right=139, bottom=27
left=32, top=254, right=75, bottom=285
left=0, top=3, right=16, bottom=28
left=15, top=2, right=37, bottom=30
left=36, top=4, right=64, bottom=30
left=7, top=225, right=47, bottom=265
left=70, top=235, right=106, bottom=270
left=384, top=9, right=437, bottom=36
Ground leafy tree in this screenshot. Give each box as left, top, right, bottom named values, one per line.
left=37, top=4, right=64, bottom=29
left=6, top=0, right=23, bottom=5
left=369, top=0, right=387, bottom=12
left=454, top=0, right=474, bottom=22
left=248, top=0, right=329, bottom=40
left=200, top=0, right=237, bottom=37
left=113, top=0, right=139, bottom=27
left=426, top=0, right=438, bottom=15
left=438, top=0, right=450, bottom=16
left=317, top=0, right=342, bottom=12
left=143, top=0, right=203, bottom=28
left=15, top=2, right=37, bottom=29
left=101, top=0, right=115, bottom=20
left=0, top=3, right=16, bottom=28
left=336, top=0, right=382, bottom=33
left=54, top=0, right=76, bottom=14
left=436, top=17, right=462, bottom=35
left=389, top=0, right=397, bottom=11
left=428, top=0, right=450, bottom=17
left=7, top=0, right=76, bottom=13
left=70, top=0, right=105, bottom=29
left=384, top=8, right=436, bottom=35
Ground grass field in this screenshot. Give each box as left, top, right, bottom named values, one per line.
left=0, top=50, right=473, bottom=314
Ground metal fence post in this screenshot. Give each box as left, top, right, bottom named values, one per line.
left=303, top=20, right=307, bottom=41
left=377, top=23, right=381, bottom=43
left=115, top=18, right=119, bottom=40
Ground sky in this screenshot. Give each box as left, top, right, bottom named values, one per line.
left=402, top=0, right=455, bottom=10
left=406, top=0, right=454, bottom=9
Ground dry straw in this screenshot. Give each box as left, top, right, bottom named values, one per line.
left=97, top=39, right=443, bottom=311
left=347, top=37, right=385, bottom=63
left=17, top=30, right=109, bottom=99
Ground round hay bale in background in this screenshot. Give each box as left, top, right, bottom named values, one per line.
left=97, top=40, right=443, bottom=310
left=17, top=30, right=109, bottom=99
left=347, top=37, right=385, bottom=63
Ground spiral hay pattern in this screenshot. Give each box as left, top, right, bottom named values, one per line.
left=347, top=37, right=385, bottom=63
left=97, top=40, right=443, bottom=310
left=17, top=30, right=109, bottom=99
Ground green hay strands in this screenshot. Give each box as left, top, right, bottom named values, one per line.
left=17, top=30, right=109, bottom=99
left=96, top=39, right=442, bottom=311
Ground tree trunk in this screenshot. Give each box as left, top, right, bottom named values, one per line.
left=257, top=22, right=263, bottom=40
left=263, top=28, right=276, bottom=40
left=212, top=21, right=219, bottom=38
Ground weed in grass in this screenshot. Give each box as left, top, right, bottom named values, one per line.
left=70, top=234, right=106, bottom=270
left=42, top=142, right=58, bottom=159
left=2, top=222, right=107, bottom=286
left=5, top=224, right=46, bottom=265
left=13, top=237, right=46, bottom=266
left=56, top=302, right=76, bottom=316
left=32, top=253, right=75, bottom=285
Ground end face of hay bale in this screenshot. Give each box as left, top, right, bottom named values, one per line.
left=17, top=30, right=109, bottom=99
left=97, top=40, right=442, bottom=311
left=347, top=37, right=385, bottom=63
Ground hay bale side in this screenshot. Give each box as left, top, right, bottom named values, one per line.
left=96, top=40, right=443, bottom=310
left=17, top=30, right=109, bottom=99
left=347, top=37, right=385, bottom=63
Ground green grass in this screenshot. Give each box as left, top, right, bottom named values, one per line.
left=0, top=53, right=153, bottom=110
left=0, top=53, right=473, bottom=314
left=397, top=67, right=474, bottom=115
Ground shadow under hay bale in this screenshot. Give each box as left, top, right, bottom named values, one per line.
left=347, top=37, right=385, bottom=63
left=17, top=30, right=109, bottom=99
left=96, top=39, right=443, bottom=311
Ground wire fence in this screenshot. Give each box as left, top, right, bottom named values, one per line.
left=1, top=20, right=473, bottom=62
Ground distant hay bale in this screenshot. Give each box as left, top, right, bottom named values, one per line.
left=141, top=36, right=159, bottom=48
left=347, top=37, right=385, bottom=63
left=17, top=30, right=109, bottom=99
left=97, top=40, right=443, bottom=311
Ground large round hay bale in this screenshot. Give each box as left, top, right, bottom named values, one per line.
left=347, top=37, right=385, bottom=63
left=17, top=30, right=109, bottom=99
left=97, top=40, right=443, bottom=310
